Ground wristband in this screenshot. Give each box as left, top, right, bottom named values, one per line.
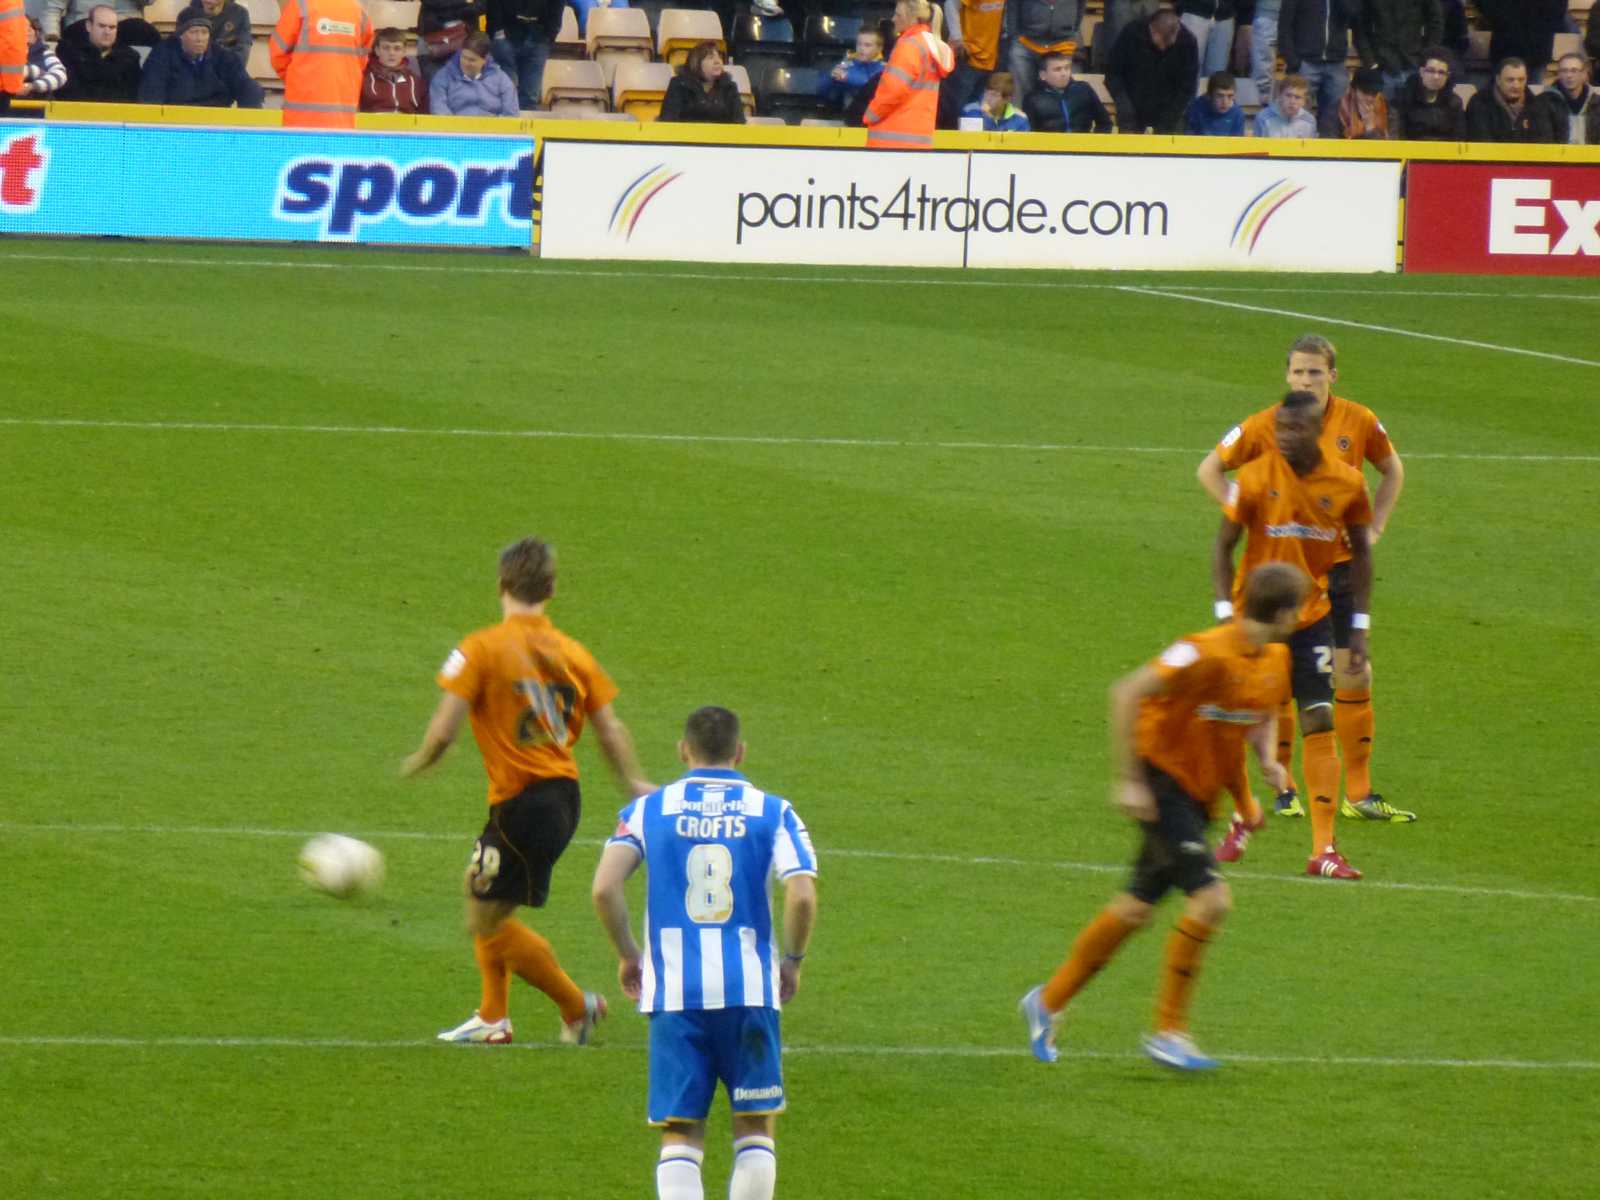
left=1351, top=612, right=1371, bottom=631
left=783, top=953, right=805, bottom=963
left=1213, top=600, right=1234, bottom=621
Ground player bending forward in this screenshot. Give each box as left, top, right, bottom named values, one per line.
left=403, top=537, right=652, bottom=1045
left=1020, top=563, right=1306, bottom=1071
left=593, top=707, right=818, bottom=1200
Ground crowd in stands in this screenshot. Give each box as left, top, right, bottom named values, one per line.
left=9, top=0, right=1600, bottom=145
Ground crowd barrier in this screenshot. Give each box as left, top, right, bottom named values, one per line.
left=2, top=103, right=1597, bottom=275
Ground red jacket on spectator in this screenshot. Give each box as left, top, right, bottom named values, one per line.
left=361, top=57, right=429, bottom=113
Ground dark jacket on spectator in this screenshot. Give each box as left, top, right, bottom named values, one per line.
left=1589, top=11, right=1600, bottom=69
left=1023, top=78, right=1113, bottom=131
left=1391, top=68, right=1464, bottom=139
left=1465, top=87, right=1565, bottom=143
left=136, top=34, right=265, bottom=107
left=1355, top=0, right=1442, bottom=76
left=361, top=55, right=430, bottom=113
left=1537, top=82, right=1600, bottom=146
left=420, top=0, right=484, bottom=36
left=1477, top=0, right=1566, bottom=77
left=1277, top=0, right=1359, bottom=69
left=1107, top=15, right=1199, bottom=132
left=486, top=0, right=563, bottom=44
left=1014, top=0, right=1082, bottom=48
left=658, top=70, right=745, bottom=123
left=175, top=1, right=252, bottom=62
left=55, top=18, right=143, bottom=101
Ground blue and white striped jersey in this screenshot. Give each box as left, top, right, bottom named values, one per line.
left=607, top=768, right=817, bottom=1014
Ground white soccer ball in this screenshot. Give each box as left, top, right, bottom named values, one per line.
left=298, top=834, right=385, bottom=899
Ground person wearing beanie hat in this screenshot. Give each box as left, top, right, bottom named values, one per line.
left=174, top=0, right=252, bottom=64
left=137, top=4, right=264, bottom=106
left=1336, top=63, right=1390, bottom=137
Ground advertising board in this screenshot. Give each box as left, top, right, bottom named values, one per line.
left=1406, top=161, right=1600, bottom=276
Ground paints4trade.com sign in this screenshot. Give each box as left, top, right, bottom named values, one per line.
left=1406, top=161, right=1600, bottom=276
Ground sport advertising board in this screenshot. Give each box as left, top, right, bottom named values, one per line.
left=0, top=122, right=534, bottom=247
left=539, top=140, right=1401, bottom=273
left=1405, top=161, right=1600, bottom=276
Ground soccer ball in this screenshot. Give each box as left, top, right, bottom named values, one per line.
left=298, top=834, right=385, bottom=899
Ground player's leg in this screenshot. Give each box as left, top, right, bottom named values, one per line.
left=1273, top=700, right=1302, bottom=816
left=437, top=805, right=522, bottom=1042
left=651, top=1012, right=716, bottom=1200
left=1327, top=558, right=1409, bottom=821
left=722, top=1009, right=784, bottom=1200
left=1290, top=621, right=1361, bottom=880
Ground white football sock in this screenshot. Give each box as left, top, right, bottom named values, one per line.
left=657, top=1145, right=704, bottom=1200
left=728, top=1135, right=776, bottom=1200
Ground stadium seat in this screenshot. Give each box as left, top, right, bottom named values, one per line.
left=1232, top=76, right=1262, bottom=111
left=612, top=58, right=675, bottom=118
left=543, top=57, right=610, bottom=112
left=1552, top=31, right=1583, bottom=65
left=554, top=7, right=585, bottom=57
left=799, top=116, right=844, bottom=126
left=631, top=0, right=669, bottom=34
left=732, top=12, right=797, bottom=66
left=247, top=40, right=283, bottom=88
left=146, top=0, right=186, bottom=32
left=757, top=64, right=829, bottom=121
left=802, top=14, right=860, bottom=67
left=725, top=62, right=756, bottom=114
left=1077, top=14, right=1099, bottom=67
left=748, top=114, right=787, bottom=124
left=588, top=7, right=654, bottom=86
left=245, top=0, right=280, bottom=33
left=658, top=9, right=725, bottom=66
left=368, top=0, right=421, bottom=31
left=1452, top=81, right=1476, bottom=106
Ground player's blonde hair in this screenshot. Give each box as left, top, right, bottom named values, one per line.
left=1287, top=333, right=1336, bottom=371
left=499, top=538, right=557, bottom=604
left=1243, top=563, right=1309, bottom=622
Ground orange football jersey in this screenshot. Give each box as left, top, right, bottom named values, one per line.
left=436, top=613, right=619, bottom=804
left=1216, top=395, right=1393, bottom=564
left=1225, top=449, right=1373, bottom=629
left=1135, top=623, right=1292, bottom=817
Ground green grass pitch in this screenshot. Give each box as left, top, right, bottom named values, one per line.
left=1, top=242, right=1596, bottom=1198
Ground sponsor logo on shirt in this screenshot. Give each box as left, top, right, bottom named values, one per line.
left=1196, top=704, right=1266, bottom=726
left=1265, top=521, right=1339, bottom=541
left=1160, top=641, right=1201, bottom=669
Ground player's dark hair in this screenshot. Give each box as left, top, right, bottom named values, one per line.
left=1039, top=51, right=1071, bottom=73
left=1243, top=563, right=1308, bottom=622
left=1496, top=57, right=1527, bottom=76
left=684, top=40, right=722, bottom=81
left=1280, top=389, right=1320, bottom=411
left=1206, top=71, right=1236, bottom=95
left=375, top=26, right=407, bottom=46
left=1286, top=333, right=1336, bottom=371
left=498, top=537, right=556, bottom=604
left=464, top=31, right=492, bottom=58
left=1151, top=9, right=1179, bottom=36
left=684, top=706, right=741, bottom=764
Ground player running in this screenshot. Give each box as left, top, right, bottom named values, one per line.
left=1212, top=392, right=1375, bottom=880
left=593, top=707, right=818, bottom=1200
left=1020, top=563, right=1305, bottom=1072
left=403, top=536, right=652, bottom=1045
left=1196, top=334, right=1411, bottom=823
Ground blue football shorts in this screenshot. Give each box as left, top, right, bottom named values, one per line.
left=647, top=1007, right=785, bottom=1125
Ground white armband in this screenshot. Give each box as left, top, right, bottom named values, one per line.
left=1351, top=612, right=1371, bottom=631
left=1214, top=600, right=1234, bottom=621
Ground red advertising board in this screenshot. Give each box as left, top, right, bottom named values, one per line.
left=1405, top=161, right=1600, bottom=276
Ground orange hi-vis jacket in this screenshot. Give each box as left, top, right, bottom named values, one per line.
left=272, top=0, right=373, bottom=129
left=0, top=0, right=26, bottom=98
left=864, top=22, right=954, bottom=149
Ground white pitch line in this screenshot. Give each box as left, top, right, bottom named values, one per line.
left=1, top=416, right=1596, bottom=464
left=1122, top=286, right=1600, bottom=368
left=0, top=1034, right=1592, bottom=1071
left=1, top=249, right=1598, bottom=304
left=2, top=821, right=1593, bottom=906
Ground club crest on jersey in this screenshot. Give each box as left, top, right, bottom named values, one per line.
left=1337, top=435, right=1352, bottom=451
left=1319, top=495, right=1332, bottom=510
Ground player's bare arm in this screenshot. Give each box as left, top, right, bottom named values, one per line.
left=778, top=874, right=817, bottom=1004
left=1369, top=452, right=1405, bottom=545
left=1212, top=516, right=1244, bottom=614
left=590, top=703, right=655, bottom=798
left=592, top=842, right=644, bottom=998
left=1108, top=665, right=1169, bottom=822
left=1196, top=449, right=1232, bottom=508
left=1247, top=716, right=1288, bottom=807
left=401, top=692, right=470, bottom=777
left=1345, top=524, right=1374, bottom=670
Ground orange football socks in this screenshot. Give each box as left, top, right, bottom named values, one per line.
left=1154, top=916, right=1215, bottom=1034
left=1041, top=908, right=1139, bottom=1012
left=475, top=920, right=586, bottom=1023
left=1303, top=729, right=1341, bottom=852
left=1335, top=687, right=1375, bottom=801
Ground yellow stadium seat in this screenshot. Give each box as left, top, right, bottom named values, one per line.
left=586, top=7, right=653, bottom=58
left=725, top=62, right=755, bottom=114
left=657, top=9, right=724, bottom=66
left=612, top=58, right=674, bottom=119
left=542, top=57, right=610, bottom=113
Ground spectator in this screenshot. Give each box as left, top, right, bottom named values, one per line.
left=1107, top=8, right=1198, bottom=133
left=487, top=0, right=560, bottom=112
left=1253, top=72, right=1318, bottom=136
left=1185, top=69, right=1246, bottom=134
left=1355, top=0, right=1443, bottom=99
left=361, top=25, right=429, bottom=113
left=1177, top=1, right=1236, bottom=78
left=1390, top=47, right=1465, bottom=140
left=940, top=0, right=1001, bottom=126
left=1477, top=0, right=1567, bottom=86
left=1466, top=57, right=1564, bottom=143
left=55, top=6, right=141, bottom=101
left=1103, top=0, right=1160, bottom=67
left=1278, top=0, right=1358, bottom=136
left=1010, top=0, right=1080, bottom=102
left=1022, top=48, right=1110, bottom=130
left=959, top=68, right=1029, bottom=128
left=23, top=17, right=66, bottom=96
left=1336, top=64, right=1389, bottom=136
left=430, top=31, right=519, bottom=115
left=42, top=0, right=141, bottom=40
left=1250, top=0, right=1279, bottom=98
left=863, top=0, right=953, bottom=147
left=419, top=0, right=484, bottom=82
left=175, top=0, right=250, bottom=65
left=1537, top=53, right=1600, bottom=146
left=137, top=14, right=264, bottom=106
left=820, top=24, right=885, bottom=116
left=657, top=38, right=743, bottom=123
